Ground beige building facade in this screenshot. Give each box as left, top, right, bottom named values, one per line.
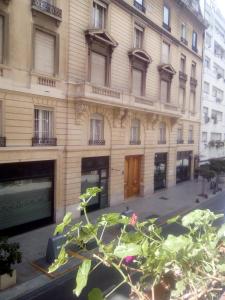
left=0, top=0, right=206, bottom=235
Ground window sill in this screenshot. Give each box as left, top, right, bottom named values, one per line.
left=89, top=139, right=105, bottom=145
left=162, top=23, right=171, bottom=32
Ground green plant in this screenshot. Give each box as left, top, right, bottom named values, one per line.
left=49, top=188, right=225, bottom=300
left=0, top=237, right=22, bottom=276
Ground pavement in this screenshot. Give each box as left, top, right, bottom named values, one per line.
left=0, top=179, right=222, bottom=300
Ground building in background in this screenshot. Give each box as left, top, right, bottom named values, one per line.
left=200, top=0, right=225, bottom=162
left=0, top=0, right=206, bottom=236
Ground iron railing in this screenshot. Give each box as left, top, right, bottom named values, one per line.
left=32, top=137, right=57, bottom=146
left=32, top=0, right=62, bottom=20
left=89, top=139, right=105, bottom=145
left=133, top=0, right=146, bottom=13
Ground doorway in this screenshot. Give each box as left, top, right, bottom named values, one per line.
left=176, top=151, right=192, bottom=183
left=124, top=155, right=141, bottom=199
left=154, top=153, right=167, bottom=191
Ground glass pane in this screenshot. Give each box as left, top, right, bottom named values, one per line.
left=91, top=52, right=106, bottom=86
left=81, top=171, right=99, bottom=206
left=0, top=177, right=52, bottom=230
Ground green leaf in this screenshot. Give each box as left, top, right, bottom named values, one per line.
left=162, top=235, right=190, bottom=253
left=218, top=264, right=225, bottom=273
left=88, top=288, right=105, bottom=300
left=48, top=247, right=68, bottom=273
left=166, top=215, right=180, bottom=224
left=54, top=222, right=65, bottom=235
left=73, top=259, right=91, bottom=297
left=114, top=243, right=142, bottom=259
left=217, top=224, right=225, bottom=239
left=141, top=239, right=149, bottom=256
left=63, top=212, right=72, bottom=226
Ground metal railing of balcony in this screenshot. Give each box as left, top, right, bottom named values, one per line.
left=89, top=139, right=105, bottom=145
left=130, top=140, right=141, bottom=145
left=32, top=0, right=62, bottom=20
left=177, top=139, right=184, bottom=144
left=179, top=71, right=187, bottom=81
left=188, top=140, right=194, bottom=144
left=133, top=0, right=146, bottom=13
left=32, top=137, right=57, bottom=146
left=0, top=137, right=6, bottom=147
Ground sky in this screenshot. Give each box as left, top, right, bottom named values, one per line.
left=200, top=0, right=225, bottom=17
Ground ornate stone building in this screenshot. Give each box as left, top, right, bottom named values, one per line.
left=0, top=0, right=206, bottom=235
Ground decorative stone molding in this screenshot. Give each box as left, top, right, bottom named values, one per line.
left=33, top=97, right=56, bottom=107
left=135, top=97, right=154, bottom=106
left=75, top=102, right=88, bottom=125
left=92, top=86, right=120, bottom=98
left=113, top=108, right=128, bottom=128
left=158, top=64, right=176, bottom=81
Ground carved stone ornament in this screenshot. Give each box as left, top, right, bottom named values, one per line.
left=158, top=64, right=176, bottom=81
left=113, top=108, right=128, bottom=128
left=75, top=102, right=88, bottom=125
left=85, top=29, right=118, bottom=48
left=170, top=117, right=179, bottom=131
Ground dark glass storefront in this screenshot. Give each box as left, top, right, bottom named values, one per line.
left=0, top=161, right=54, bottom=236
left=154, top=153, right=167, bottom=191
left=81, top=156, right=109, bottom=213
left=176, top=151, right=192, bottom=183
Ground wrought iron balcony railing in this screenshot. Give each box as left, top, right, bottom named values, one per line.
left=0, top=137, right=6, bottom=147
left=158, top=140, right=167, bottom=145
left=179, top=71, right=187, bottom=81
left=190, top=77, right=197, bottom=87
left=177, top=139, right=184, bottom=144
left=162, top=22, right=171, bottom=32
left=188, top=140, right=194, bottom=144
left=32, top=0, right=62, bottom=22
left=180, top=37, right=188, bottom=46
left=89, top=139, right=105, bottom=145
left=133, top=0, right=146, bottom=13
left=130, top=140, right=141, bottom=145
left=32, top=137, right=57, bottom=146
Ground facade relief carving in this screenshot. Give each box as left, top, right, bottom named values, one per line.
left=74, top=102, right=88, bottom=125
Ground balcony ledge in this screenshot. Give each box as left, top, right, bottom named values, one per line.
left=31, top=0, right=62, bottom=24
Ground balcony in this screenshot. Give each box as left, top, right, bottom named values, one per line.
left=133, top=0, right=146, bottom=13
left=162, top=22, right=171, bottom=32
left=180, top=37, right=188, bottom=46
left=177, top=139, right=184, bottom=144
left=158, top=140, right=166, bottom=145
left=32, top=137, right=57, bottom=146
left=188, top=140, right=194, bottom=144
left=130, top=140, right=141, bottom=145
left=179, top=71, right=187, bottom=81
left=89, top=139, right=105, bottom=145
left=192, top=46, right=198, bottom=53
left=31, top=0, right=62, bottom=23
left=190, top=77, right=197, bottom=87
left=0, top=137, right=6, bottom=147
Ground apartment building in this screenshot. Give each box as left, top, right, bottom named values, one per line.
left=201, top=1, right=225, bottom=162
left=0, top=0, right=206, bottom=236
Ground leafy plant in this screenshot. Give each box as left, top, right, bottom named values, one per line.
left=49, top=188, right=225, bottom=300
left=0, top=237, right=22, bottom=276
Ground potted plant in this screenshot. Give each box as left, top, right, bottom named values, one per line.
left=49, top=188, right=225, bottom=300
left=0, top=237, right=22, bottom=290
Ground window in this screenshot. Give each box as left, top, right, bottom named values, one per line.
left=180, top=55, right=186, bottom=73
left=181, top=23, right=186, bottom=40
left=161, top=80, right=169, bottom=102
left=163, top=5, right=170, bottom=31
left=132, top=68, right=143, bottom=96
left=34, top=29, right=56, bottom=76
left=0, top=16, right=3, bottom=64
left=161, top=41, right=170, bottom=63
left=188, top=125, right=194, bottom=143
left=177, top=126, right=183, bottom=143
left=211, top=110, right=223, bottom=122
left=205, top=33, right=211, bottom=48
left=133, top=0, right=146, bottom=13
left=192, top=31, right=197, bottom=52
left=191, top=62, right=196, bottom=78
left=34, top=108, right=55, bottom=145
left=179, top=87, right=185, bottom=109
left=203, top=106, right=208, bottom=117
left=159, top=122, right=166, bottom=144
left=213, top=63, right=224, bottom=79
left=134, top=24, right=144, bottom=48
left=202, top=132, right=207, bottom=143
left=190, top=91, right=196, bottom=113
left=89, top=113, right=105, bottom=144
left=212, top=86, right=224, bottom=102
left=211, top=132, right=222, bottom=141
left=130, top=119, right=141, bottom=144
left=204, top=81, right=210, bottom=94
left=204, top=56, right=210, bottom=69
left=93, top=0, right=107, bottom=29
left=91, top=52, right=106, bottom=86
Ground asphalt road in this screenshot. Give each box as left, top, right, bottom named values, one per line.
left=17, top=191, right=225, bottom=300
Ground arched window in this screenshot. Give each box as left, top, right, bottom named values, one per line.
left=158, top=122, right=166, bottom=144
left=89, top=113, right=105, bottom=145
left=130, top=119, right=141, bottom=144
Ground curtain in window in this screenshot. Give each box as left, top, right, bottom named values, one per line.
left=159, top=122, right=166, bottom=142
left=34, top=30, right=55, bottom=75
left=34, top=109, right=53, bottom=139
left=93, top=1, right=106, bottom=29
left=179, top=87, right=185, bottom=108
left=0, top=16, right=3, bottom=64
left=161, top=80, right=168, bottom=102
left=90, top=114, right=104, bottom=141
left=131, top=119, right=140, bottom=142
left=91, top=52, right=106, bottom=86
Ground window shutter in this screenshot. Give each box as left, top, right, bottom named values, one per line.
left=0, top=16, right=4, bottom=64
left=34, top=30, right=55, bottom=75
left=162, top=42, right=169, bottom=63
left=91, top=52, right=106, bottom=86
left=132, top=69, right=142, bottom=96
left=161, top=80, right=168, bottom=102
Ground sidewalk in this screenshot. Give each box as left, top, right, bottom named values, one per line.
left=0, top=179, right=219, bottom=300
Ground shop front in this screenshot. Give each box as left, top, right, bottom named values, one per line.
left=154, top=153, right=167, bottom=191
left=0, top=161, right=54, bottom=236
left=176, top=151, right=192, bottom=183
left=81, top=156, right=109, bottom=212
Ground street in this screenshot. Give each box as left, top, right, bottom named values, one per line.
left=17, top=191, right=225, bottom=300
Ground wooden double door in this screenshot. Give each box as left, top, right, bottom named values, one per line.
left=124, top=155, right=142, bottom=199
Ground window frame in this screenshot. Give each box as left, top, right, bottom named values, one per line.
left=160, top=79, right=170, bottom=103
left=92, top=0, right=107, bottom=29
left=34, top=107, right=54, bottom=140
left=0, top=10, right=9, bottom=66
left=130, top=118, right=141, bottom=144
left=163, top=4, right=170, bottom=31
left=89, top=113, right=105, bottom=144
left=161, top=41, right=170, bottom=64
left=90, top=50, right=107, bottom=86
left=32, top=25, right=59, bottom=77
left=180, top=54, right=186, bottom=73
left=159, top=122, right=166, bottom=144
left=192, top=31, right=198, bottom=52
left=132, top=67, right=144, bottom=96
left=134, top=23, right=144, bottom=49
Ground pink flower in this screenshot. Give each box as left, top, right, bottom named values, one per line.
left=123, top=256, right=135, bottom=264
left=129, top=213, right=138, bottom=226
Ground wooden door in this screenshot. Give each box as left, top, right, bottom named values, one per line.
left=124, top=156, right=141, bottom=199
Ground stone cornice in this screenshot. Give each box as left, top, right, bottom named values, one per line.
left=111, top=0, right=204, bottom=60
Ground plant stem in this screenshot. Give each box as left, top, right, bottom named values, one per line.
left=105, top=280, right=126, bottom=298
